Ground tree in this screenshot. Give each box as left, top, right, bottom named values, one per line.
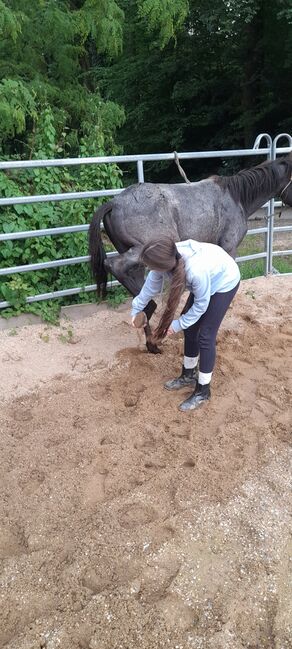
left=0, top=0, right=125, bottom=157
left=101, top=0, right=292, bottom=179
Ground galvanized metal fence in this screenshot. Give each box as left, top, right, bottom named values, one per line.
left=0, top=133, right=291, bottom=310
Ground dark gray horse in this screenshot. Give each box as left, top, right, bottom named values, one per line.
left=89, top=154, right=292, bottom=351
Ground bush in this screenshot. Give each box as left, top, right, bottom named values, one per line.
left=0, top=107, right=123, bottom=322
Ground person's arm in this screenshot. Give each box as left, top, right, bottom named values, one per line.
left=171, top=270, right=211, bottom=332
left=131, top=271, right=164, bottom=315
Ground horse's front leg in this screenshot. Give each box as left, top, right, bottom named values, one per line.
left=105, top=250, right=160, bottom=354
left=143, top=299, right=160, bottom=354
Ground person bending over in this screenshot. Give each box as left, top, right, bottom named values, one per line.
left=131, top=237, right=240, bottom=412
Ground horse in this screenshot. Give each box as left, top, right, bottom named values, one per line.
left=89, top=154, right=292, bottom=352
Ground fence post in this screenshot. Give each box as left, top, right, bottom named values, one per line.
left=269, top=134, right=292, bottom=274
left=137, top=160, right=144, bottom=183
left=253, top=134, right=273, bottom=275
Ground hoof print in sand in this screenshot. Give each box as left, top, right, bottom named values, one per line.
left=13, top=407, right=33, bottom=422
left=183, top=457, right=197, bottom=469
left=156, top=593, right=197, bottom=631
left=138, top=558, right=181, bottom=604
left=117, top=502, right=158, bottom=528
left=124, top=394, right=139, bottom=408
left=82, top=568, right=113, bottom=595
left=0, top=526, right=26, bottom=559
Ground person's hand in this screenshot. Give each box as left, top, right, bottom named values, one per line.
left=166, top=325, right=175, bottom=336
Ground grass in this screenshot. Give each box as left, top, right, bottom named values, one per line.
left=237, top=232, right=292, bottom=278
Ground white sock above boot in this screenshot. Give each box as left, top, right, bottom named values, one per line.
left=184, top=355, right=199, bottom=369
left=198, top=371, right=212, bottom=385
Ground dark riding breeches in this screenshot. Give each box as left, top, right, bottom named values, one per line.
left=183, top=282, right=240, bottom=373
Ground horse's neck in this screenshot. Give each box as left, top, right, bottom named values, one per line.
left=245, top=189, right=277, bottom=219
left=243, top=171, right=285, bottom=219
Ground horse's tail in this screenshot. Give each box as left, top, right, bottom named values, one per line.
left=88, top=202, right=112, bottom=297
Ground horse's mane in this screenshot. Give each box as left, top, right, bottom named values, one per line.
left=214, top=155, right=292, bottom=211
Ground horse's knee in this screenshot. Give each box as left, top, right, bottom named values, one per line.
left=104, top=257, right=113, bottom=273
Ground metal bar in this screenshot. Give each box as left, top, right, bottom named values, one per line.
left=0, top=188, right=122, bottom=207
left=236, top=252, right=267, bottom=263
left=137, top=160, right=144, bottom=183
left=0, top=224, right=89, bottom=241
left=272, top=249, right=292, bottom=257
left=264, top=136, right=276, bottom=273
left=0, top=250, right=118, bottom=276
left=0, top=256, right=90, bottom=275
left=246, top=227, right=268, bottom=235
left=0, top=194, right=284, bottom=209
left=273, top=225, right=292, bottom=233
left=253, top=133, right=273, bottom=150
left=273, top=133, right=292, bottom=148
left=272, top=201, right=287, bottom=207
left=0, top=280, right=119, bottom=309
left=267, top=199, right=275, bottom=274
left=0, top=224, right=272, bottom=243
left=269, top=134, right=292, bottom=273
left=0, top=148, right=272, bottom=170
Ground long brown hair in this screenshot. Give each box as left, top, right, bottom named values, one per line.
left=140, top=237, right=186, bottom=344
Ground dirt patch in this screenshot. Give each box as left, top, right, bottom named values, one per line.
left=0, top=276, right=291, bottom=649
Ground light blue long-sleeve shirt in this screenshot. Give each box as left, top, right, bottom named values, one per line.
left=131, top=240, right=240, bottom=332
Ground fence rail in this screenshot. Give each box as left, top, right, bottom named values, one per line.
left=0, top=133, right=291, bottom=310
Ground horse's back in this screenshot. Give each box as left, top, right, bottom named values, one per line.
left=108, top=180, right=224, bottom=246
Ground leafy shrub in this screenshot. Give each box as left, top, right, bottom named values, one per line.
left=0, top=107, right=124, bottom=321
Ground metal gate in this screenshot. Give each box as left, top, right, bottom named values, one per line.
left=0, top=133, right=291, bottom=310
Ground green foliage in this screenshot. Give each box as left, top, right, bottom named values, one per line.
left=0, top=107, right=123, bottom=320
left=103, top=0, right=292, bottom=168
left=0, top=0, right=125, bottom=158
left=78, top=0, right=124, bottom=56
left=106, top=285, right=129, bottom=307
left=0, top=0, right=24, bottom=42
left=0, top=79, right=37, bottom=139
left=138, top=0, right=189, bottom=47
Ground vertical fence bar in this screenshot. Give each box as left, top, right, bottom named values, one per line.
left=137, top=160, right=144, bottom=183
left=267, top=196, right=275, bottom=274
left=267, top=137, right=277, bottom=273
left=253, top=134, right=273, bottom=275
left=269, top=134, right=292, bottom=273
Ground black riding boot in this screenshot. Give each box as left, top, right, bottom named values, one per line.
left=164, top=365, right=198, bottom=391
left=179, top=382, right=211, bottom=411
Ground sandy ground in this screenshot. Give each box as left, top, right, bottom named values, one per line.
left=0, top=276, right=291, bottom=649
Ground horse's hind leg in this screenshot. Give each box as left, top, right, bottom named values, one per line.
left=104, top=248, right=160, bottom=354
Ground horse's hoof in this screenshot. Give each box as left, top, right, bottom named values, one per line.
left=146, top=341, right=162, bottom=354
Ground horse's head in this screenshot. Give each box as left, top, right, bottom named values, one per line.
left=279, top=153, right=292, bottom=206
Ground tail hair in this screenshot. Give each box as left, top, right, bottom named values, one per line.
left=88, top=202, right=112, bottom=298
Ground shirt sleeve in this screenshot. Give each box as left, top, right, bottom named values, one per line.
left=171, top=269, right=211, bottom=332
left=131, top=271, right=164, bottom=316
